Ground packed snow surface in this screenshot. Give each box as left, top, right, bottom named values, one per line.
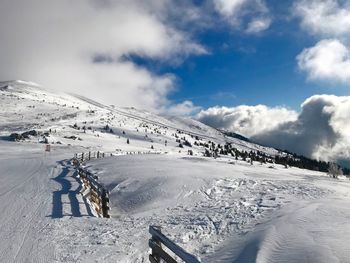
left=81, top=154, right=350, bottom=262
left=0, top=81, right=350, bottom=262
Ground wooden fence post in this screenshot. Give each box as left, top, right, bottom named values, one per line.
left=151, top=226, right=162, bottom=262
left=101, top=189, right=110, bottom=218
left=74, top=154, right=113, bottom=219
left=149, top=226, right=201, bottom=263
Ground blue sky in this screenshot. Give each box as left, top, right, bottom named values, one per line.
left=131, top=0, right=350, bottom=111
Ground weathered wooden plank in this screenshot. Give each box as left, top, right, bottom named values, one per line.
left=101, top=190, right=110, bottom=218
left=149, top=255, right=158, bottom=263
left=90, top=189, right=100, bottom=198
left=74, top=157, right=110, bottom=218
left=91, top=203, right=102, bottom=215
left=149, top=239, right=177, bottom=263
left=149, top=226, right=200, bottom=263
left=90, top=195, right=100, bottom=205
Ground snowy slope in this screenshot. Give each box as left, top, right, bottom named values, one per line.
left=0, top=141, right=93, bottom=262
left=0, top=80, right=282, bottom=155
left=1, top=80, right=350, bottom=263
left=77, top=154, right=349, bottom=262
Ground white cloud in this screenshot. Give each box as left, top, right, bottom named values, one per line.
left=165, top=101, right=202, bottom=116
left=294, top=0, right=350, bottom=37
left=297, top=39, right=350, bottom=83
left=197, top=105, right=297, bottom=137
left=310, top=95, right=350, bottom=161
left=214, top=0, right=247, bottom=20
left=294, top=1, right=350, bottom=84
left=0, top=0, right=205, bottom=112
left=198, top=95, right=350, bottom=162
left=213, top=0, right=272, bottom=33
left=246, top=17, right=272, bottom=34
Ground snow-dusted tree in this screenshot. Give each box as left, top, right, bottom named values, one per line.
left=328, top=162, right=343, bottom=179
left=204, top=148, right=211, bottom=157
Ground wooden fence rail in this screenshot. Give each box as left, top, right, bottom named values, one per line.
left=75, top=150, right=162, bottom=163
left=77, top=168, right=110, bottom=218
left=149, top=226, right=201, bottom=263
left=73, top=152, right=111, bottom=218
left=73, top=150, right=163, bottom=218
left=74, top=151, right=108, bottom=162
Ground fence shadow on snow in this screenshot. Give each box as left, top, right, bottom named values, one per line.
left=51, top=160, right=93, bottom=218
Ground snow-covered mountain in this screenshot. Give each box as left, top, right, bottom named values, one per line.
left=1, top=80, right=350, bottom=263
left=0, top=80, right=282, bottom=157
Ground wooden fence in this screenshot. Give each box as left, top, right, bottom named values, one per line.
left=73, top=151, right=111, bottom=218
left=73, top=150, right=162, bottom=218
left=75, top=150, right=162, bottom=163
left=77, top=167, right=110, bottom=218
left=74, top=151, right=108, bottom=162
left=149, top=226, right=201, bottom=263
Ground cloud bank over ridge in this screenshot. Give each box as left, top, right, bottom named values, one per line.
left=198, top=95, right=350, bottom=162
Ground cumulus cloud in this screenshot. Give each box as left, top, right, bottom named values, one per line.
left=164, top=101, right=202, bottom=116
left=198, top=95, right=350, bottom=162
left=294, top=1, right=350, bottom=84
left=254, top=95, right=350, bottom=162
left=214, top=0, right=247, bottom=19
left=297, top=39, right=350, bottom=83
left=294, top=0, right=350, bottom=37
left=246, top=17, right=272, bottom=34
left=0, top=0, right=205, bottom=113
left=197, top=105, right=297, bottom=137
left=213, top=0, right=272, bottom=33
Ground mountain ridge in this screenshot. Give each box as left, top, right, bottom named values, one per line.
left=0, top=80, right=281, bottom=157
left=2, top=79, right=346, bottom=175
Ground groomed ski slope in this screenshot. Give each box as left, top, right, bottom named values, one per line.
left=1, top=80, right=350, bottom=262
left=0, top=141, right=93, bottom=262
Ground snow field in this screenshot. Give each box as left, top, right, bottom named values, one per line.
left=64, top=154, right=337, bottom=262
left=1, top=81, right=350, bottom=262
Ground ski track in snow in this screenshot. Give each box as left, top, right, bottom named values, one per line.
left=0, top=143, right=94, bottom=263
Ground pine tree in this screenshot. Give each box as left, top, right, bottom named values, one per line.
left=328, top=162, right=342, bottom=179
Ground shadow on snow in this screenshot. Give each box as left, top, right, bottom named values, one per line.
left=51, top=160, right=93, bottom=218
